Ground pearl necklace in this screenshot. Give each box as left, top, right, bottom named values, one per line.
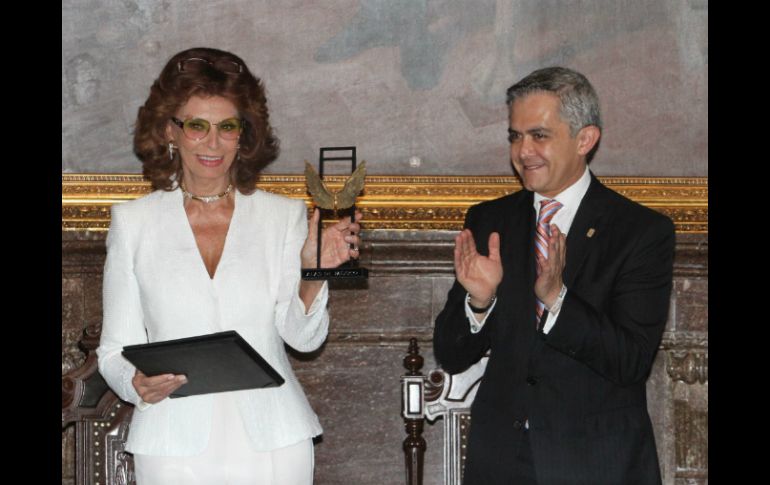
left=181, top=183, right=233, bottom=203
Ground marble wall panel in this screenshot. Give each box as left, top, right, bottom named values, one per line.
left=62, top=277, right=84, bottom=333
left=62, top=276, right=85, bottom=375
left=431, top=276, right=457, bottom=325
left=673, top=277, right=708, bottom=333
left=327, top=276, right=435, bottom=337
left=647, top=351, right=675, bottom=483
left=673, top=381, right=708, bottom=484
left=83, top=274, right=104, bottom=331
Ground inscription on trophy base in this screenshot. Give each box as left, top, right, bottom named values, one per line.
left=301, top=267, right=369, bottom=280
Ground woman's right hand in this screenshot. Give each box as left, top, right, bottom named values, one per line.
left=132, top=370, right=188, bottom=404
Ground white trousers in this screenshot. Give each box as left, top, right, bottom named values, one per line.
left=133, top=393, right=314, bottom=485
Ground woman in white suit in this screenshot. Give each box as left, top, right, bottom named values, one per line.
left=96, top=47, right=362, bottom=485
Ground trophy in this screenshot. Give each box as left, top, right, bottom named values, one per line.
left=301, top=146, right=369, bottom=280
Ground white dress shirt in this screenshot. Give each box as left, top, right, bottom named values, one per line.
left=97, top=187, right=328, bottom=456
left=466, top=167, right=592, bottom=334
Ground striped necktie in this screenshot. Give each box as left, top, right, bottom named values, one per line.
left=535, top=199, right=563, bottom=326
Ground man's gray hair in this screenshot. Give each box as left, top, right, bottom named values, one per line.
left=506, top=67, right=602, bottom=137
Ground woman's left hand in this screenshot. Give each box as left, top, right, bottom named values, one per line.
left=301, top=209, right=363, bottom=269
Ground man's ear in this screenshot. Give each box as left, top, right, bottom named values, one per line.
left=576, top=125, right=601, bottom=156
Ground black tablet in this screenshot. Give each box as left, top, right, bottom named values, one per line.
left=122, top=330, right=284, bottom=398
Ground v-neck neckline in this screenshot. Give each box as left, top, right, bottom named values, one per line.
left=177, top=188, right=239, bottom=282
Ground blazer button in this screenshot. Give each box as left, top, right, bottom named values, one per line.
left=513, top=420, right=523, bottom=429
left=526, top=377, right=537, bottom=386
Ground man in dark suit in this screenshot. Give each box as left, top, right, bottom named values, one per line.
left=433, top=67, right=674, bottom=485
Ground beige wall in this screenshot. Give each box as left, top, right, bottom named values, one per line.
left=62, top=0, right=707, bottom=177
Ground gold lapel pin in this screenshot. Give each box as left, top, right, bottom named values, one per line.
left=587, top=228, right=596, bottom=238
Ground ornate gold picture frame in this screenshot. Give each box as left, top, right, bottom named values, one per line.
left=63, top=174, right=707, bottom=233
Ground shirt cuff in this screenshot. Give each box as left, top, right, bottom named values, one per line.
left=465, top=293, right=498, bottom=334
left=542, top=285, right=567, bottom=334
left=302, top=280, right=329, bottom=316
left=135, top=399, right=153, bottom=411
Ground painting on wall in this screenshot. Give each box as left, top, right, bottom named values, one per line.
left=63, top=0, right=707, bottom=176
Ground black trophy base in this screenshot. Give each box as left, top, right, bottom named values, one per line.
left=301, top=267, right=369, bottom=280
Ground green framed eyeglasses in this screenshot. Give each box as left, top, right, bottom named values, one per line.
left=170, top=117, right=244, bottom=141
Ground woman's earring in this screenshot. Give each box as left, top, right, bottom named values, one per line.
left=236, top=143, right=241, bottom=161
left=168, top=142, right=176, bottom=161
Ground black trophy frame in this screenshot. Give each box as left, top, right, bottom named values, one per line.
left=301, top=146, right=369, bottom=280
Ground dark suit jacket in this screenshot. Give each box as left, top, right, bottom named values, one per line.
left=434, top=174, right=674, bottom=485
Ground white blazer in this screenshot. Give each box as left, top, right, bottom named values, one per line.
left=96, top=187, right=329, bottom=456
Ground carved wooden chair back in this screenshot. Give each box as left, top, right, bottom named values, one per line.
left=63, top=326, right=136, bottom=485
left=401, top=338, right=488, bottom=485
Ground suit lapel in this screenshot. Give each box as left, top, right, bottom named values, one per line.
left=501, top=190, right=535, bottom=280
left=499, top=191, right=537, bottom=327
left=562, top=174, right=610, bottom=289
left=162, top=188, right=193, bottom=247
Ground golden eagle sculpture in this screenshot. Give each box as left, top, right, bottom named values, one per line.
left=304, top=160, right=366, bottom=210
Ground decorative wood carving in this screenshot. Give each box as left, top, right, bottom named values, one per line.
left=666, top=351, right=708, bottom=384
left=63, top=324, right=136, bottom=485
left=79, top=398, right=135, bottom=485
left=402, top=339, right=488, bottom=485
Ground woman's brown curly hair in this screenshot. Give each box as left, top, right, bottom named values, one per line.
left=133, top=47, right=279, bottom=193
